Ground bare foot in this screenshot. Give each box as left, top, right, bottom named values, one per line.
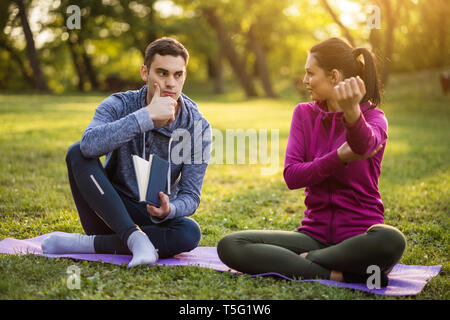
left=330, top=270, right=344, bottom=282
left=299, top=252, right=308, bottom=259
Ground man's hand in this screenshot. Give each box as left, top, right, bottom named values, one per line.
left=334, top=76, right=366, bottom=125
left=337, top=141, right=383, bottom=164
left=146, top=83, right=177, bottom=128
left=147, top=192, right=170, bottom=219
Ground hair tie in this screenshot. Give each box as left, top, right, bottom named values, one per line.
left=352, top=48, right=364, bottom=58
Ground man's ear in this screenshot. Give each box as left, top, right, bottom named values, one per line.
left=140, top=65, right=149, bottom=82
left=330, top=69, right=343, bottom=85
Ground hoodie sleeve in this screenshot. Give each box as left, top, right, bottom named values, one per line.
left=283, top=106, right=344, bottom=190
left=344, top=108, right=388, bottom=156
left=80, top=95, right=154, bottom=158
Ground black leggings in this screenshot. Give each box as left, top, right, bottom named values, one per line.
left=217, top=225, right=406, bottom=280
left=65, top=141, right=201, bottom=258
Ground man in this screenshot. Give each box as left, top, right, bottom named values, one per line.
left=42, top=38, right=212, bottom=268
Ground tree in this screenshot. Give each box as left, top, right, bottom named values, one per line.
left=241, top=0, right=291, bottom=98
left=0, top=38, right=34, bottom=88
left=207, top=47, right=224, bottom=94
left=202, top=6, right=257, bottom=97
left=52, top=0, right=121, bottom=91
left=320, top=0, right=402, bottom=86
left=15, top=0, right=50, bottom=92
left=66, top=31, right=87, bottom=91
left=364, top=0, right=407, bottom=85
left=320, top=0, right=356, bottom=47
left=247, top=24, right=276, bottom=98
left=375, top=0, right=402, bottom=86
left=0, top=2, right=34, bottom=89
left=117, top=0, right=159, bottom=57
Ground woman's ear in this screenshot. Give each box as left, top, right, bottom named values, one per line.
left=140, top=65, right=149, bottom=82
left=330, top=69, right=343, bottom=85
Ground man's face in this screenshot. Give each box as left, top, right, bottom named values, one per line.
left=140, top=53, right=187, bottom=103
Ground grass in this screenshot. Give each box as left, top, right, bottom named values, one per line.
left=0, top=69, right=448, bottom=300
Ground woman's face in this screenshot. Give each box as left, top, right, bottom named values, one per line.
left=303, top=54, right=341, bottom=102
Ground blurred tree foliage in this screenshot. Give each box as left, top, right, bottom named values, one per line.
left=0, top=0, right=448, bottom=95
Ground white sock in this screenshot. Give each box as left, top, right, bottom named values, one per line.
left=41, top=233, right=96, bottom=254
left=126, top=230, right=159, bottom=268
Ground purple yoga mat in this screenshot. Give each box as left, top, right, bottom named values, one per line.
left=0, top=232, right=442, bottom=296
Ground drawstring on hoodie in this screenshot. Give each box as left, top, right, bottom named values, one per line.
left=142, top=132, right=146, bottom=159
left=167, top=137, right=173, bottom=195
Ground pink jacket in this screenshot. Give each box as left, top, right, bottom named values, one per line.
left=283, top=100, right=388, bottom=244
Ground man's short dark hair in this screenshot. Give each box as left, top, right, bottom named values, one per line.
left=144, top=37, right=189, bottom=67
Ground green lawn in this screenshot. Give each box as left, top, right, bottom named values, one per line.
left=0, top=69, right=448, bottom=299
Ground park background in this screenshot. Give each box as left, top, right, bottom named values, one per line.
left=0, top=0, right=448, bottom=299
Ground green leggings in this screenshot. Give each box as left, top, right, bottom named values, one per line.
left=217, top=224, right=406, bottom=280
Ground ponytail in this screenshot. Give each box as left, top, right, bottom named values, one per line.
left=352, top=48, right=381, bottom=106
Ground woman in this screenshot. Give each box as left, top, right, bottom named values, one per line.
left=217, top=38, right=406, bottom=286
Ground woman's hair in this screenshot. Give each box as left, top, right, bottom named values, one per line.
left=144, top=37, right=189, bottom=68
left=310, top=37, right=381, bottom=106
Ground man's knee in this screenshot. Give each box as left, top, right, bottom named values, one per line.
left=174, top=217, right=201, bottom=252
left=66, top=141, right=99, bottom=172
left=66, top=141, right=83, bottom=165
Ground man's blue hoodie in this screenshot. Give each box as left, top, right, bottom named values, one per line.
left=80, top=85, right=211, bottom=224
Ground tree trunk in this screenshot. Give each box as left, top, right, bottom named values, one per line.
left=202, top=7, right=257, bottom=97
left=368, top=28, right=384, bottom=91
left=379, top=0, right=400, bottom=86
left=214, top=49, right=224, bottom=94
left=369, top=28, right=383, bottom=60
left=75, top=33, right=99, bottom=90
left=207, top=52, right=224, bottom=94
left=81, top=51, right=100, bottom=90
left=67, top=32, right=86, bottom=91
left=15, top=0, right=50, bottom=92
left=436, top=0, right=447, bottom=67
left=248, top=25, right=276, bottom=98
left=213, top=49, right=224, bottom=94
left=119, top=0, right=149, bottom=56
left=381, top=29, right=393, bottom=86
left=147, top=0, right=157, bottom=45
